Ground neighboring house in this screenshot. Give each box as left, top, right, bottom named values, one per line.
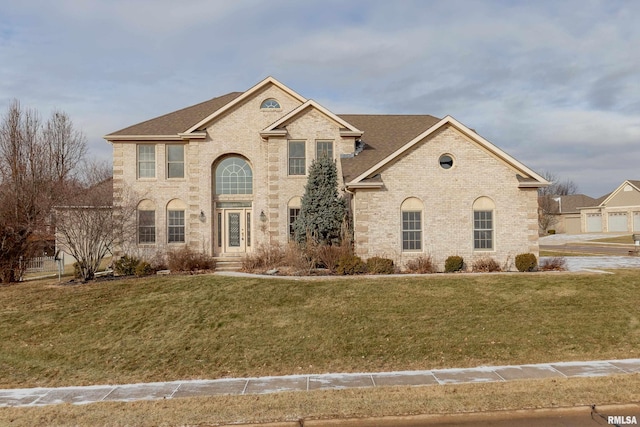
left=546, top=194, right=599, bottom=234
left=104, top=77, right=549, bottom=270
left=579, top=180, right=640, bottom=233
left=54, top=177, right=115, bottom=266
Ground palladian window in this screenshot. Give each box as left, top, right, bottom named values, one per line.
left=215, top=157, right=253, bottom=194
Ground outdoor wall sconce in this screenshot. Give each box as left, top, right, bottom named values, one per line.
left=260, top=210, right=267, bottom=223
left=199, top=210, right=206, bottom=222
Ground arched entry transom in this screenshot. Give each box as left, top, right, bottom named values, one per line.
left=215, top=157, right=253, bottom=195
left=213, top=155, right=254, bottom=255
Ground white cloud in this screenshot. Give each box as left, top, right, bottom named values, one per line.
left=1, top=0, right=639, bottom=196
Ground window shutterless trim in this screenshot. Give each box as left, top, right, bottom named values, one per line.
left=166, top=144, right=185, bottom=179
left=137, top=145, right=156, bottom=179
left=288, top=140, right=306, bottom=175
left=402, top=210, right=422, bottom=251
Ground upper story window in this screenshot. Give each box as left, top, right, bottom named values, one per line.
left=137, top=145, right=155, bottom=178
left=260, top=98, right=281, bottom=109
left=167, top=145, right=185, bottom=179
left=288, top=141, right=306, bottom=175
left=439, top=154, right=454, bottom=169
left=316, top=140, right=333, bottom=159
left=215, top=157, right=253, bottom=194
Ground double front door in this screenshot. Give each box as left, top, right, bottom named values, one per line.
left=216, top=206, right=251, bottom=254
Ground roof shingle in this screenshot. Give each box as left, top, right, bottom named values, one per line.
left=107, top=92, right=243, bottom=136
left=337, top=114, right=441, bottom=182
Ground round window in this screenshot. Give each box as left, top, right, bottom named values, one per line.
left=439, top=154, right=454, bottom=169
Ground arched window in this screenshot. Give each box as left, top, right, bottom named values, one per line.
left=215, top=157, right=253, bottom=194
left=260, top=98, right=281, bottom=109
left=137, top=200, right=155, bottom=244
left=401, top=197, right=423, bottom=251
left=167, top=199, right=187, bottom=243
left=473, top=197, right=495, bottom=250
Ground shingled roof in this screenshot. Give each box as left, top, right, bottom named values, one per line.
left=104, top=83, right=545, bottom=187
left=107, top=92, right=243, bottom=136
left=337, top=114, right=441, bottom=182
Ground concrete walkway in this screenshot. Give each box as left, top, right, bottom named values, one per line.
left=2, top=359, right=639, bottom=408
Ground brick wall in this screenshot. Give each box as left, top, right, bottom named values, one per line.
left=352, top=125, right=539, bottom=271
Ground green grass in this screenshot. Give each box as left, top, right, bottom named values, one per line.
left=1, top=271, right=640, bottom=388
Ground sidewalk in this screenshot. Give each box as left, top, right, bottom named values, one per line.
left=1, top=358, right=639, bottom=408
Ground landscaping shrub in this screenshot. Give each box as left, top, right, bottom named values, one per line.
left=168, top=247, right=215, bottom=272
left=515, top=253, right=538, bottom=272
left=366, top=256, right=395, bottom=274
left=444, top=255, right=464, bottom=273
left=315, top=244, right=350, bottom=272
left=134, top=261, right=154, bottom=277
left=283, top=242, right=315, bottom=275
left=472, top=257, right=501, bottom=272
left=337, top=254, right=366, bottom=275
left=539, top=256, right=567, bottom=271
left=114, top=255, right=141, bottom=276
left=148, top=251, right=168, bottom=272
left=404, top=255, right=436, bottom=274
left=241, top=243, right=286, bottom=272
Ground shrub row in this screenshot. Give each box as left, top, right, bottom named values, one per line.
left=241, top=244, right=565, bottom=275
left=113, top=247, right=215, bottom=277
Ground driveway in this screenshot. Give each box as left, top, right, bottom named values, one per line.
left=540, top=233, right=640, bottom=271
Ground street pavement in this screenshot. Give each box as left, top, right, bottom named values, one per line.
left=1, top=358, right=639, bottom=408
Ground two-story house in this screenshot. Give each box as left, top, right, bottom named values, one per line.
left=104, top=77, right=549, bottom=270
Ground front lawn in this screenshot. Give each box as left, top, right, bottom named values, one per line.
left=1, top=271, right=639, bottom=388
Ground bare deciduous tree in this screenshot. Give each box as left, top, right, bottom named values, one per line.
left=0, top=100, right=88, bottom=282
left=538, top=170, right=578, bottom=234
left=54, top=163, right=139, bottom=281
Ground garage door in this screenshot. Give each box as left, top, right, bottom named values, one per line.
left=586, top=214, right=602, bottom=232
left=634, top=212, right=640, bottom=231
left=608, top=212, right=628, bottom=232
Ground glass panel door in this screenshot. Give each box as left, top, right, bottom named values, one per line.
left=225, top=210, right=245, bottom=253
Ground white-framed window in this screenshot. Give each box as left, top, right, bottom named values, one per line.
left=137, top=145, right=155, bottom=178
left=167, top=145, right=185, bottom=179
left=215, top=156, right=253, bottom=194
left=401, top=197, right=423, bottom=251
left=439, top=153, right=454, bottom=169
left=168, top=210, right=185, bottom=243
left=288, top=141, right=306, bottom=175
left=473, top=197, right=495, bottom=250
left=138, top=210, right=156, bottom=244
left=137, top=199, right=156, bottom=244
left=167, top=199, right=187, bottom=243
left=316, top=140, right=333, bottom=159
left=260, top=98, right=281, bottom=109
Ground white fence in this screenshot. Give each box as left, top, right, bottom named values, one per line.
left=23, top=256, right=58, bottom=273
left=20, top=254, right=64, bottom=280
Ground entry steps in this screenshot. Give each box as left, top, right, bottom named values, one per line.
left=214, top=255, right=243, bottom=272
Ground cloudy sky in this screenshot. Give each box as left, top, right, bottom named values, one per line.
left=1, top=0, right=639, bottom=197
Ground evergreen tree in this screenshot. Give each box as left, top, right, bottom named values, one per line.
left=293, top=156, right=346, bottom=245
